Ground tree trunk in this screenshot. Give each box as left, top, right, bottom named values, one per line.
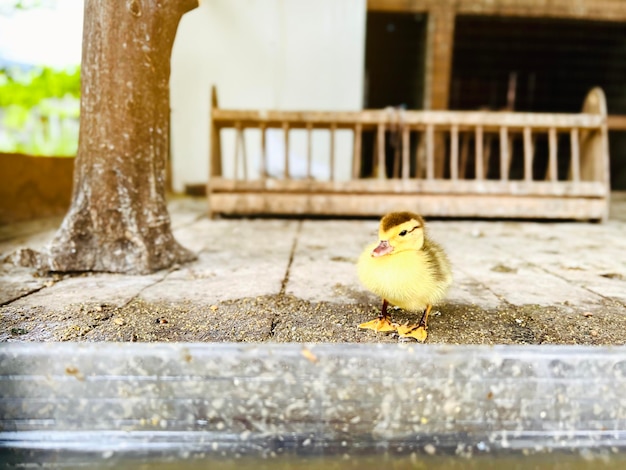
left=18, top=0, right=198, bottom=274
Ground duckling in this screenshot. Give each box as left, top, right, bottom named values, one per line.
left=357, top=211, right=452, bottom=342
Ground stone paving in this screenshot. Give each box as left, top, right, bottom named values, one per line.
left=1, top=193, right=625, bottom=342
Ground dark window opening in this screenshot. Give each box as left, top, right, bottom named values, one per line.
left=361, top=11, right=427, bottom=177
left=451, top=15, right=626, bottom=188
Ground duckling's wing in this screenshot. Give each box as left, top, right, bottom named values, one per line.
left=422, top=237, right=452, bottom=286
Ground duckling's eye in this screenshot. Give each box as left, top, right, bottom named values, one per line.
left=399, top=230, right=408, bottom=237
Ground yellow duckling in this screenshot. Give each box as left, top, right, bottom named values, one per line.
left=357, top=211, right=452, bottom=341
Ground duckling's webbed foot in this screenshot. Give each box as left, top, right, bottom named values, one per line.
left=359, top=299, right=397, bottom=333
left=397, top=324, right=427, bottom=342
left=397, top=304, right=432, bottom=342
left=359, top=316, right=396, bottom=332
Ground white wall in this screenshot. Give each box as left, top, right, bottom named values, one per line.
left=170, top=0, right=366, bottom=192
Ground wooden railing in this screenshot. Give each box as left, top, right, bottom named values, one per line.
left=208, top=87, right=610, bottom=220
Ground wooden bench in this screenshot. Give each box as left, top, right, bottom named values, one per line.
left=208, top=87, right=610, bottom=221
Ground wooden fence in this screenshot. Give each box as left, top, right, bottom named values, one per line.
left=208, top=87, right=610, bottom=220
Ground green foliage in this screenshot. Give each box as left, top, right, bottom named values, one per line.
left=0, top=0, right=56, bottom=14
left=0, top=66, right=80, bottom=156
left=0, top=66, right=80, bottom=108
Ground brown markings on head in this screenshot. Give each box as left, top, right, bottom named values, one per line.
left=380, top=211, right=425, bottom=233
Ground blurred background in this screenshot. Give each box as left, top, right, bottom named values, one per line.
left=0, top=0, right=81, bottom=156
left=1, top=0, right=625, bottom=222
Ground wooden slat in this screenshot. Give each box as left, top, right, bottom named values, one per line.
left=210, top=193, right=608, bottom=221
left=283, top=122, right=290, bottom=179
left=330, top=123, right=336, bottom=181
left=548, top=127, right=558, bottom=181
left=580, top=89, right=607, bottom=190
left=209, top=86, right=222, bottom=177
left=212, top=108, right=604, bottom=131
left=426, top=124, right=434, bottom=180
left=475, top=126, right=484, bottom=180
left=450, top=124, right=459, bottom=180
left=367, top=0, right=626, bottom=23
left=353, top=123, right=362, bottom=179
left=234, top=121, right=241, bottom=179
left=423, top=6, right=455, bottom=112
left=570, top=128, right=580, bottom=183
left=607, top=114, right=626, bottom=130
left=306, top=123, right=313, bottom=179
left=402, top=125, right=410, bottom=180
left=523, top=126, right=533, bottom=182
left=210, top=177, right=607, bottom=197
left=499, top=126, right=509, bottom=181
left=377, top=122, right=386, bottom=179
left=260, top=123, right=267, bottom=180
left=234, top=122, right=247, bottom=180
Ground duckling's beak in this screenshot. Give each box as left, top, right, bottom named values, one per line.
left=372, top=240, right=393, bottom=257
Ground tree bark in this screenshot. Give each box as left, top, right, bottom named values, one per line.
left=17, top=0, right=198, bottom=274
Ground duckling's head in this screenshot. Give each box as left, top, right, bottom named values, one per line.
left=371, top=211, right=426, bottom=257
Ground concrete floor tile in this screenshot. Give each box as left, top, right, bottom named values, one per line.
left=446, top=267, right=503, bottom=309
left=4, top=272, right=164, bottom=311
left=286, top=220, right=378, bottom=303
left=141, top=219, right=300, bottom=303
left=0, top=265, right=48, bottom=305
left=140, top=263, right=286, bottom=304
left=442, top=226, right=608, bottom=308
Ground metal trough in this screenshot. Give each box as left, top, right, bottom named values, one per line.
left=1, top=343, right=626, bottom=467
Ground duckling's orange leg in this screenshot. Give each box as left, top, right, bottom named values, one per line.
left=359, top=299, right=397, bottom=332
left=418, top=304, right=432, bottom=329
left=397, top=304, right=431, bottom=342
